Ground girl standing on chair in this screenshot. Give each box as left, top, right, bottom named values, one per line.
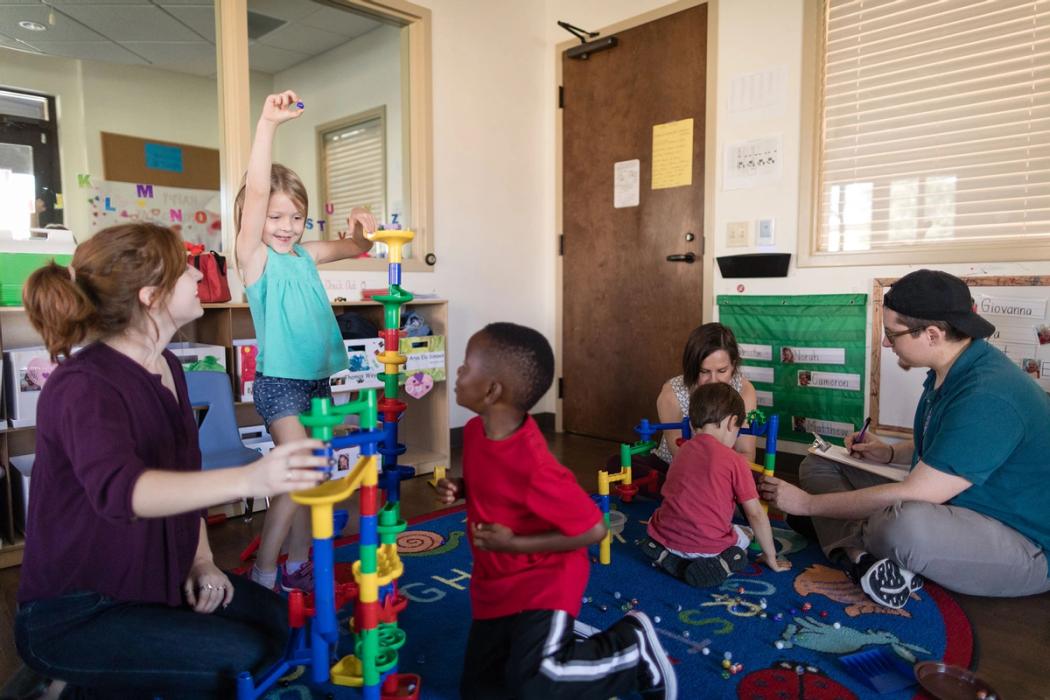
left=236, top=90, right=375, bottom=592
left=16, top=222, right=327, bottom=698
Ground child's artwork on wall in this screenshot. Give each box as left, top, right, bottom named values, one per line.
left=84, top=178, right=222, bottom=251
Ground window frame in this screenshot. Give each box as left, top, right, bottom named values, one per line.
left=797, top=0, right=1050, bottom=268
left=317, top=107, right=388, bottom=241
left=0, top=88, right=63, bottom=229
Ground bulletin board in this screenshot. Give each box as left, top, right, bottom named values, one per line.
left=86, top=180, right=222, bottom=250
left=101, top=132, right=219, bottom=189
left=718, top=294, right=867, bottom=445
left=872, top=276, right=1050, bottom=436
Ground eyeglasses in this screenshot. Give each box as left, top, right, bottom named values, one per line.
left=884, top=326, right=926, bottom=344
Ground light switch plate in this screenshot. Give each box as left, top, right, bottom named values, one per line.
left=757, top=218, right=775, bottom=246
left=727, top=221, right=749, bottom=247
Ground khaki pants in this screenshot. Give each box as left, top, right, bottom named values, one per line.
left=800, top=454, right=1050, bottom=597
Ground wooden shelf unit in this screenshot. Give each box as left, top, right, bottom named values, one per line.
left=0, top=300, right=450, bottom=569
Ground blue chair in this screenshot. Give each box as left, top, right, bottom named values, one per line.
left=185, top=370, right=263, bottom=518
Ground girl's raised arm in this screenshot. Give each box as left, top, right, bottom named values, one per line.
left=236, top=90, right=302, bottom=285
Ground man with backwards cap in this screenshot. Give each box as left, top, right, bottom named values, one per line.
left=760, top=269, right=1050, bottom=608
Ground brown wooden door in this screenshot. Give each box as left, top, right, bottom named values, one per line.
left=562, top=5, right=707, bottom=442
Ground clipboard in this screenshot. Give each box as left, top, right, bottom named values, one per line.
left=807, top=444, right=910, bottom=482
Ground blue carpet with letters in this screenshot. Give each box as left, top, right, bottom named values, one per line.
left=263, top=499, right=972, bottom=699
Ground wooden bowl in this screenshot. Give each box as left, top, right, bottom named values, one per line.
left=914, top=661, right=1001, bottom=700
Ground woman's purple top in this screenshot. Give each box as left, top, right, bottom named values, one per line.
left=18, top=343, right=203, bottom=606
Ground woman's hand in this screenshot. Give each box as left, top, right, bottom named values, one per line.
left=844, top=430, right=892, bottom=463
left=349, top=207, right=378, bottom=248
left=260, top=90, right=303, bottom=125
left=247, top=439, right=328, bottom=497
left=183, top=558, right=233, bottom=613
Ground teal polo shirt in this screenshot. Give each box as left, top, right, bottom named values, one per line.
left=914, top=339, right=1050, bottom=554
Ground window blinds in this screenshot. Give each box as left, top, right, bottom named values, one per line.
left=818, top=0, right=1049, bottom=253
left=322, top=116, right=385, bottom=233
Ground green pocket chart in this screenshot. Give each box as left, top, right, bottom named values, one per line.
left=717, top=294, right=867, bottom=445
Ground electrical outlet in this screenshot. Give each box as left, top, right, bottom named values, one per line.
left=727, top=221, right=749, bottom=247
left=757, top=218, right=775, bottom=246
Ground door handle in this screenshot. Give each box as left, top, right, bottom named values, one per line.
left=666, top=252, right=696, bottom=263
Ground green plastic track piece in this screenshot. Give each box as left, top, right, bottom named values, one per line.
left=377, top=623, right=407, bottom=651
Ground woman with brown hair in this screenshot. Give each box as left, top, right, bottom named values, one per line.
left=14, top=223, right=327, bottom=698
left=653, top=323, right=758, bottom=469
left=607, top=323, right=758, bottom=479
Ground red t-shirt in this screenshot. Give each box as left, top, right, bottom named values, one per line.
left=647, top=433, right=758, bottom=555
left=463, top=415, right=601, bottom=619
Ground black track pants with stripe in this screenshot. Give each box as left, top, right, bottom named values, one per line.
left=459, top=609, right=647, bottom=700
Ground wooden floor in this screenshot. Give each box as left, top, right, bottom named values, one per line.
left=2, top=430, right=1048, bottom=699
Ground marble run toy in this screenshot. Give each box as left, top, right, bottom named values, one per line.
left=235, top=229, right=434, bottom=700
left=596, top=417, right=689, bottom=565
left=596, top=410, right=779, bottom=564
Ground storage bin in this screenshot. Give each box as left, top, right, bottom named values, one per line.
left=3, top=347, right=57, bottom=427
left=0, top=228, right=77, bottom=306
left=168, top=342, right=227, bottom=371
left=1, top=253, right=74, bottom=306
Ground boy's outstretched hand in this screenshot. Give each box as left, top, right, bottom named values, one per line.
left=434, top=477, right=463, bottom=505
left=261, top=90, right=303, bottom=125
left=473, top=522, right=516, bottom=552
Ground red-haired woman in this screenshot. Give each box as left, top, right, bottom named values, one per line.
left=15, top=223, right=327, bottom=698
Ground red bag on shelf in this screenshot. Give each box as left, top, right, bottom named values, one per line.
left=186, top=243, right=232, bottom=303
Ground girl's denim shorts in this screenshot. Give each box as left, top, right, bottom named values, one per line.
left=253, top=372, right=332, bottom=427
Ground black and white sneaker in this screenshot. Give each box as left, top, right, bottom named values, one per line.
left=626, top=610, right=677, bottom=700
left=682, top=546, right=748, bottom=588
left=859, top=557, right=923, bottom=609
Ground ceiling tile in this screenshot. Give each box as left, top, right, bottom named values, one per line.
left=0, top=5, right=106, bottom=42
left=0, top=29, right=40, bottom=52
left=297, top=6, right=381, bottom=39
left=246, top=0, right=318, bottom=23
left=27, top=39, right=145, bottom=64
left=248, top=41, right=309, bottom=74
left=1, top=0, right=387, bottom=78
left=121, top=40, right=216, bottom=76
left=56, top=4, right=199, bottom=41
left=48, top=1, right=155, bottom=5
left=162, top=4, right=214, bottom=42
left=256, top=21, right=346, bottom=55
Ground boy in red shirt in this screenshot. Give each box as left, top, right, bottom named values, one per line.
left=437, top=322, right=676, bottom=699
left=641, top=383, right=791, bottom=587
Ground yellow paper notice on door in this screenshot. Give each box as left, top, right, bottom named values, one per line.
left=651, top=118, right=694, bottom=190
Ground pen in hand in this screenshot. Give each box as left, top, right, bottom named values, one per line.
left=851, top=416, right=872, bottom=457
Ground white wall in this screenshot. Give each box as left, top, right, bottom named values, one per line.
left=270, top=24, right=404, bottom=234
left=368, top=0, right=555, bottom=429
left=710, top=0, right=1050, bottom=433
left=80, top=62, right=222, bottom=175
left=710, top=0, right=1050, bottom=300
